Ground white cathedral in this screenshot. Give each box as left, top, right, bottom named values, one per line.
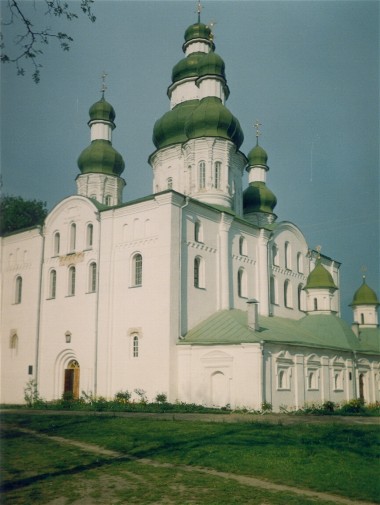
left=1, top=18, right=379, bottom=410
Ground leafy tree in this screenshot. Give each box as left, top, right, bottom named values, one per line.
left=1, top=0, right=96, bottom=83
left=0, top=195, right=48, bottom=235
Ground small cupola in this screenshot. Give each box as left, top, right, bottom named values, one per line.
left=243, top=124, right=277, bottom=226
left=76, top=84, right=126, bottom=206
left=350, top=276, right=379, bottom=327
left=304, top=258, right=338, bottom=314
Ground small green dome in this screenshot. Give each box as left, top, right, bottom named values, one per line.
left=305, top=261, right=337, bottom=291
left=197, top=51, right=226, bottom=80
left=152, top=100, right=199, bottom=149
left=184, top=96, right=244, bottom=149
left=247, top=143, right=268, bottom=168
left=89, top=97, right=116, bottom=125
left=77, top=139, right=125, bottom=176
left=243, top=181, right=277, bottom=214
left=350, top=278, right=380, bottom=306
left=184, top=23, right=213, bottom=45
left=172, top=52, right=204, bottom=84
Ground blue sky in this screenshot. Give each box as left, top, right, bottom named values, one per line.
left=1, top=0, right=379, bottom=322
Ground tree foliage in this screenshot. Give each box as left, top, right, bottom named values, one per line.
left=1, top=0, right=96, bottom=83
left=0, top=195, right=48, bottom=235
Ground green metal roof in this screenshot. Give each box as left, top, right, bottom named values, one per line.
left=153, top=100, right=199, bottom=149
left=184, top=22, right=213, bottom=45
left=243, top=181, right=277, bottom=214
left=350, top=278, right=380, bottom=306
left=304, top=260, right=337, bottom=291
left=180, top=309, right=378, bottom=354
left=247, top=143, right=268, bottom=168
left=77, top=139, right=125, bottom=176
left=89, top=97, right=116, bottom=125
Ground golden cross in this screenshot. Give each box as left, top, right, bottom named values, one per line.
left=254, top=120, right=262, bottom=144
left=315, top=245, right=322, bottom=259
left=197, top=1, right=202, bottom=23
left=101, top=71, right=108, bottom=95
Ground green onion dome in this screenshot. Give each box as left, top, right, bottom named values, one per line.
left=172, top=52, right=205, bottom=84
left=304, top=260, right=337, bottom=291
left=184, top=22, right=213, bottom=46
left=243, top=181, right=277, bottom=214
left=247, top=143, right=268, bottom=168
left=88, top=97, right=116, bottom=126
left=197, top=51, right=226, bottom=80
left=152, top=100, right=199, bottom=149
left=184, top=96, right=244, bottom=149
left=350, top=278, right=380, bottom=306
left=77, top=139, right=125, bottom=176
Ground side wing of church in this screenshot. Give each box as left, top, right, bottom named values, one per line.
left=1, top=16, right=379, bottom=410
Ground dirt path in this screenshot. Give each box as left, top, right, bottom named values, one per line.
left=10, top=425, right=378, bottom=505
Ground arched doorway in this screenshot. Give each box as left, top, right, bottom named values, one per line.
left=359, top=373, right=365, bottom=402
left=64, top=360, right=80, bottom=399
left=211, top=371, right=229, bottom=407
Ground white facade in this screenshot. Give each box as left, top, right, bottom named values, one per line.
left=1, top=19, right=379, bottom=409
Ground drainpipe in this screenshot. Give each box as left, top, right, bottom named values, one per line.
left=35, top=226, right=45, bottom=394
left=260, top=340, right=265, bottom=408
left=93, top=211, right=101, bottom=397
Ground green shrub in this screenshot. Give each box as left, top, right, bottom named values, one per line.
left=339, top=399, right=366, bottom=414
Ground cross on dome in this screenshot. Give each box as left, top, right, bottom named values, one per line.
left=254, top=120, right=262, bottom=145
left=196, top=1, right=203, bottom=23
left=101, top=71, right=108, bottom=97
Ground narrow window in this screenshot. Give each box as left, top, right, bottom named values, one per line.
left=50, top=270, right=57, bottom=299
left=284, top=280, right=292, bottom=308
left=239, top=236, right=247, bottom=256
left=278, top=370, right=285, bottom=389
left=298, top=284, right=304, bottom=311
left=238, top=268, right=247, bottom=298
left=314, top=298, right=318, bottom=311
left=15, top=276, right=22, bottom=304
left=297, top=252, right=303, bottom=273
left=68, top=266, right=76, bottom=296
left=133, top=254, right=142, bottom=287
left=195, top=221, right=202, bottom=242
left=133, top=335, right=139, bottom=357
left=199, top=161, right=206, bottom=189
left=360, top=313, right=365, bottom=324
left=10, top=333, right=18, bottom=349
left=194, top=256, right=205, bottom=288
left=285, top=242, right=291, bottom=270
left=70, top=223, right=76, bottom=252
left=86, top=224, right=93, bottom=248
left=214, top=161, right=221, bottom=189
left=89, top=262, right=97, bottom=293
left=54, top=232, right=60, bottom=255
left=105, top=195, right=112, bottom=206
left=167, top=177, right=173, bottom=189
left=308, top=371, right=316, bottom=390
left=272, top=244, right=279, bottom=266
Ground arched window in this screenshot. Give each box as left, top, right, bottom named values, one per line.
left=214, top=161, right=221, bottom=189
left=238, top=268, right=247, bottom=298
left=272, top=244, right=279, bottom=266
left=105, top=195, right=112, bottom=206
left=54, top=232, right=60, bottom=255
left=10, top=333, right=18, bottom=350
left=68, top=266, right=76, bottom=296
left=284, top=280, right=292, bottom=308
left=167, top=177, right=173, bottom=189
left=194, top=256, right=204, bottom=288
left=50, top=270, right=57, bottom=299
left=15, top=276, right=22, bottom=304
left=278, top=370, right=286, bottom=389
left=298, top=284, right=304, bottom=311
left=308, top=371, right=317, bottom=390
left=89, top=262, right=97, bottom=293
left=86, top=224, right=93, bottom=248
left=133, top=335, right=139, bottom=357
left=285, top=242, right=291, bottom=270
left=69, top=223, right=76, bottom=252
left=199, top=161, right=206, bottom=189
left=239, top=236, right=247, bottom=256
left=132, top=254, right=142, bottom=287
left=297, top=252, right=303, bottom=273
left=194, top=221, right=203, bottom=242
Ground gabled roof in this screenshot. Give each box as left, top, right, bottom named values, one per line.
left=180, top=309, right=379, bottom=354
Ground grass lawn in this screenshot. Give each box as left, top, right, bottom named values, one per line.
left=1, top=413, right=379, bottom=504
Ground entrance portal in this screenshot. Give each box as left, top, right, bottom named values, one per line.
left=359, top=373, right=365, bottom=402
left=64, top=360, right=80, bottom=399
